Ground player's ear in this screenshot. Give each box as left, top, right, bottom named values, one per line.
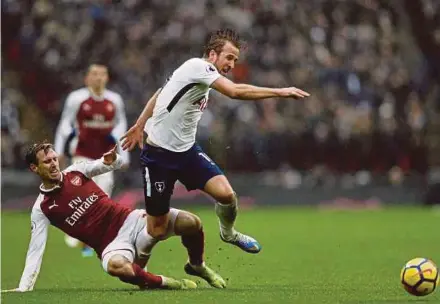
left=29, top=163, right=38, bottom=174
left=104, top=69, right=109, bottom=82
left=208, top=50, right=217, bottom=61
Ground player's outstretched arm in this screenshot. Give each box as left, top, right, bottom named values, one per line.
left=211, top=76, right=310, bottom=100
left=5, top=204, right=50, bottom=292
left=120, top=88, right=161, bottom=151
left=66, top=145, right=124, bottom=178
left=1, top=288, right=23, bottom=293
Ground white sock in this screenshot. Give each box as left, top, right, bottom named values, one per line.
left=160, top=275, right=167, bottom=287
left=215, top=201, right=237, bottom=239
left=189, top=261, right=206, bottom=271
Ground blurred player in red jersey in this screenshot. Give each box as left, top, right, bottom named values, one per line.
left=54, top=64, right=130, bottom=256
left=1, top=143, right=225, bottom=293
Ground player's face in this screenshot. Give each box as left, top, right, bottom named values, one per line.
left=212, top=41, right=239, bottom=76
left=86, top=65, right=109, bottom=90
left=32, top=149, right=61, bottom=182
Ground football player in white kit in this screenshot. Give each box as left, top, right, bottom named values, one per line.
left=121, top=29, right=309, bottom=259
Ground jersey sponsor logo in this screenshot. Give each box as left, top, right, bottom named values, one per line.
left=93, top=114, right=106, bottom=122
left=65, top=193, right=99, bottom=226
left=70, top=176, right=82, bottom=186
left=48, top=200, right=59, bottom=209
left=154, top=182, right=166, bottom=193
left=83, top=120, right=114, bottom=129
left=193, top=97, right=209, bottom=111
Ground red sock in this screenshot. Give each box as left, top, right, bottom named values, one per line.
left=181, top=229, right=205, bottom=265
left=119, top=264, right=162, bottom=289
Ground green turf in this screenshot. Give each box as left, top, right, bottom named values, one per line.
left=2, top=206, right=440, bottom=303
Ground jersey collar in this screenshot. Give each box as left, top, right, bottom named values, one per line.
left=88, top=88, right=106, bottom=101
left=39, top=172, right=64, bottom=194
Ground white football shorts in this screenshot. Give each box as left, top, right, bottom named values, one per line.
left=101, top=208, right=180, bottom=272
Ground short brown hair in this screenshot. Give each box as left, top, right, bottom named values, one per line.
left=87, top=63, right=108, bottom=74
left=203, top=28, right=242, bottom=57
left=25, top=142, right=53, bottom=166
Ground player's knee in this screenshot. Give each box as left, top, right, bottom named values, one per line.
left=147, top=224, right=169, bottom=239
left=216, top=191, right=237, bottom=206
left=147, top=214, right=170, bottom=240
left=175, top=211, right=202, bottom=235
left=190, top=214, right=202, bottom=231
left=205, top=176, right=236, bottom=204
left=107, top=255, right=132, bottom=277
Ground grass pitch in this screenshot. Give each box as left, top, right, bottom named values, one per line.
left=2, top=206, right=440, bottom=303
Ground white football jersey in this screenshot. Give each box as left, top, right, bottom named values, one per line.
left=145, top=58, right=221, bottom=152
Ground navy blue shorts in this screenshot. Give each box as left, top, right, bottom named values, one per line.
left=140, top=142, right=223, bottom=216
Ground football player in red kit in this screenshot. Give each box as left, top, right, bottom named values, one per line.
left=2, top=143, right=225, bottom=292
left=54, top=64, right=129, bottom=194
left=54, top=64, right=129, bottom=256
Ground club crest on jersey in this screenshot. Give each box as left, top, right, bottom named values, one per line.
left=154, top=182, right=166, bottom=193
left=106, top=104, right=114, bottom=112
left=82, top=103, right=92, bottom=111
left=70, top=176, right=82, bottom=186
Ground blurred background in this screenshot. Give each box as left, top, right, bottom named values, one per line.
left=2, top=0, right=440, bottom=209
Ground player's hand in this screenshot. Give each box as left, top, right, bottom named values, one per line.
left=1, top=288, right=26, bottom=293
left=120, top=124, right=144, bottom=151
left=277, top=87, right=310, bottom=99
left=103, top=145, right=118, bottom=165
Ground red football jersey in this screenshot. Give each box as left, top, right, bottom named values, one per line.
left=54, top=88, right=129, bottom=162
left=75, top=98, right=116, bottom=159
left=17, top=156, right=129, bottom=291
left=39, top=170, right=131, bottom=255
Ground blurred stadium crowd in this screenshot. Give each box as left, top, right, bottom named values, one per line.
left=2, top=0, right=440, bottom=179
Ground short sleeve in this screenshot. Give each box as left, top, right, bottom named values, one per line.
left=187, top=58, right=221, bottom=87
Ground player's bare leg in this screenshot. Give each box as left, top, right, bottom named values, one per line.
left=204, top=175, right=261, bottom=254
left=107, top=254, right=196, bottom=290
left=174, top=211, right=226, bottom=288
left=146, top=213, right=170, bottom=240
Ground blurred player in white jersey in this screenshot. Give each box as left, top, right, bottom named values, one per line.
left=121, top=29, right=309, bottom=257
left=54, top=64, right=130, bottom=256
